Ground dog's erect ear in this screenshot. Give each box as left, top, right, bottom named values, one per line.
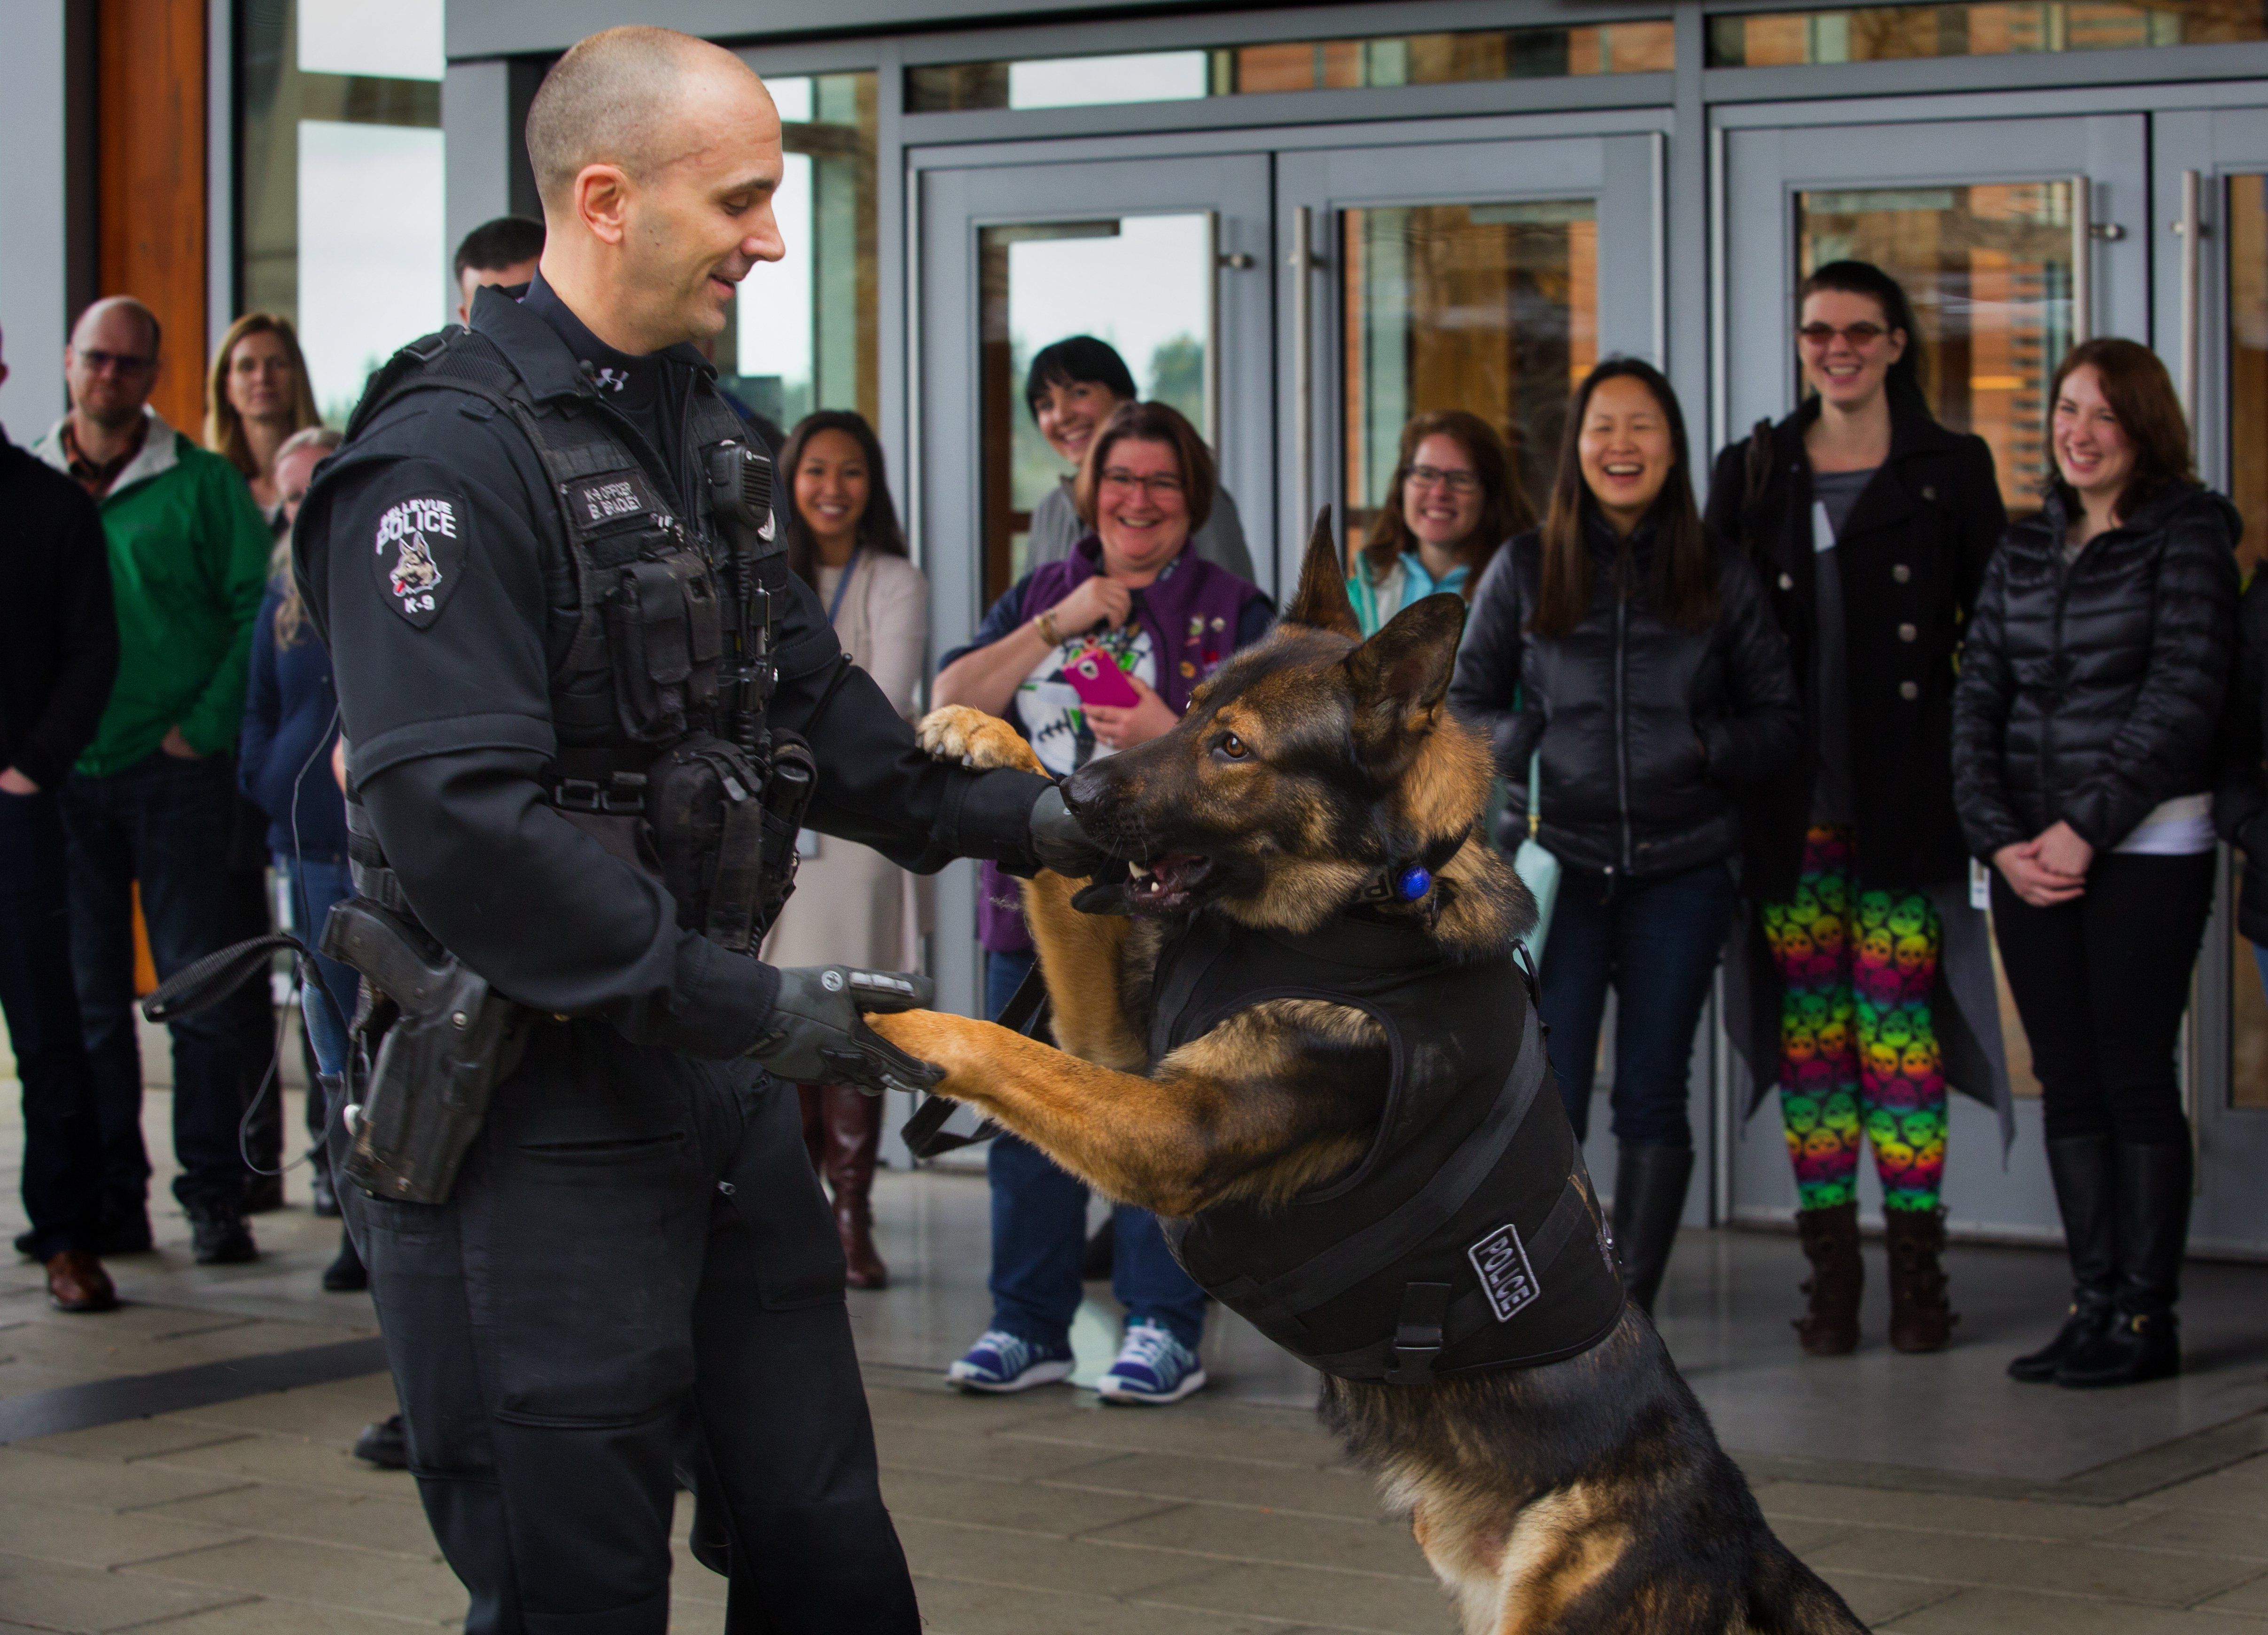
left=1345, top=592, right=1469, bottom=746
left=1279, top=507, right=1363, bottom=638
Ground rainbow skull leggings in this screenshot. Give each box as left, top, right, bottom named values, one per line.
left=1761, top=826, right=1948, bottom=1214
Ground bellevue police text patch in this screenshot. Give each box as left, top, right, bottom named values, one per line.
left=1467, top=1221, right=1542, bottom=1323
left=372, top=494, right=467, bottom=629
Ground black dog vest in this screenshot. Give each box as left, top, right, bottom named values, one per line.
left=1150, top=911, right=1625, bottom=1383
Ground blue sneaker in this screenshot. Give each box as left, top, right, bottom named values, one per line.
left=946, top=1329, right=1075, bottom=1393
left=1096, top=1321, right=1207, bottom=1405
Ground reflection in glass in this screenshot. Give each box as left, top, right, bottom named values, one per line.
left=977, top=215, right=1215, bottom=603
left=2227, top=175, right=2268, bottom=1113
left=1797, top=183, right=2074, bottom=513
left=1341, top=202, right=1596, bottom=535
left=907, top=21, right=1674, bottom=113
left=1709, top=4, right=2267, bottom=67
left=730, top=73, right=879, bottom=433
left=297, top=122, right=446, bottom=420
left=296, top=0, right=443, bottom=81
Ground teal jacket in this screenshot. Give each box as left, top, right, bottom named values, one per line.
left=34, top=412, right=272, bottom=775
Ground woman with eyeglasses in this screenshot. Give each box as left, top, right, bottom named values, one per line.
left=1705, top=259, right=2009, bottom=1357
left=932, top=399, right=1272, bottom=1406
left=1346, top=410, right=1534, bottom=637
left=1450, top=359, right=1800, bottom=1315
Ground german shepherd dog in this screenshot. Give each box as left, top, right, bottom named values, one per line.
left=866, top=523, right=1865, bottom=1635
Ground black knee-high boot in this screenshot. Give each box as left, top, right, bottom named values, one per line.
left=2057, top=1142, right=2187, bottom=1388
left=2009, top=1134, right=2116, bottom=1382
left=1611, top=1144, right=1693, bottom=1315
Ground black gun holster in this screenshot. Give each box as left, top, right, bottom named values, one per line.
left=321, top=898, right=530, bottom=1206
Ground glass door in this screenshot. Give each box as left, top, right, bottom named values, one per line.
left=1280, top=132, right=1664, bottom=575
left=2155, top=109, right=2268, bottom=1257
left=1720, top=112, right=2149, bottom=1238
left=1281, top=128, right=1665, bottom=1207
left=914, top=150, right=1272, bottom=1024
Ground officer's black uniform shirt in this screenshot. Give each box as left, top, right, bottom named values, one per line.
left=520, top=273, right=681, bottom=475
left=296, top=282, right=1050, bottom=1058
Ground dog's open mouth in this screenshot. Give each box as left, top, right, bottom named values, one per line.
left=1128, top=853, right=1216, bottom=914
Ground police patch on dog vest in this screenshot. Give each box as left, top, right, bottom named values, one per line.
left=1467, top=1222, right=1541, bottom=1322
left=372, top=493, right=467, bottom=629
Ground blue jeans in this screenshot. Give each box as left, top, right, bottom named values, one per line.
left=283, top=856, right=357, bottom=1079
left=982, top=949, right=1208, bottom=1352
left=0, top=788, right=106, bottom=1257
left=1538, top=860, right=1736, bottom=1147
left=61, top=753, right=249, bottom=1207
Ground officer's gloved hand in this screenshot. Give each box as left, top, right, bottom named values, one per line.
left=749, top=967, right=944, bottom=1097
left=1029, top=784, right=1115, bottom=877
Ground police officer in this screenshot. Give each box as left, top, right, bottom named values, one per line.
left=293, top=26, right=1099, bottom=1633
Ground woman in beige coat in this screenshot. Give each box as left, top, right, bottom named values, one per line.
left=762, top=411, right=929, bottom=1287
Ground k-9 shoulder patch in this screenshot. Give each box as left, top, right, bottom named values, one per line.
left=1467, top=1220, right=1542, bottom=1323
left=371, top=494, right=466, bottom=629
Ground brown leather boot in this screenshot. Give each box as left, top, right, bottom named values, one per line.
left=1885, top=1206, right=1957, bottom=1353
left=46, top=1249, right=118, bottom=1313
left=823, top=1085, right=888, bottom=1290
left=1793, top=1201, right=1862, bottom=1355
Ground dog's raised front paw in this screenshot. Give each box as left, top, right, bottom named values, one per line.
left=916, top=706, right=1045, bottom=774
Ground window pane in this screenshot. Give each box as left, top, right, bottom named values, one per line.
left=729, top=72, right=879, bottom=435
left=907, top=21, right=1673, bottom=113
left=297, top=0, right=443, bottom=82
left=2226, top=174, right=2268, bottom=1113
left=1797, top=182, right=2074, bottom=512
left=1709, top=3, right=2262, bottom=67
left=978, top=214, right=1215, bottom=603
left=1341, top=201, right=1596, bottom=532
left=297, top=120, right=445, bottom=420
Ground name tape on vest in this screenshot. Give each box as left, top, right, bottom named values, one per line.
left=1467, top=1221, right=1542, bottom=1323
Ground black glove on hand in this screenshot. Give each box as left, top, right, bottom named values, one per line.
left=1028, top=784, right=1114, bottom=877
left=750, top=967, right=944, bottom=1097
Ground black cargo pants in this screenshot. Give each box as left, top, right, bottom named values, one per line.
left=334, top=1020, right=919, bottom=1634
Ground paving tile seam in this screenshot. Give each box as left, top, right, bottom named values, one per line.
left=889, top=1496, right=1189, bottom=1542
left=1820, top=1563, right=2261, bottom=1609
left=1765, top=1507, right=2265, bottom=1552
left=1124, top=1593, right=1426, bottom=1635
left=1063, top=1535, right=1436, bottom=1584
left=993, top=1432, right=1340, bottom=1472
left=110, top=1559, right=457, bottom=1618
left=102, top=1593, right=265, bottom=1633
left=1032, top=1476, right=1399, bottom=1526
left=1864, top=1584, right=1969, bottom=1628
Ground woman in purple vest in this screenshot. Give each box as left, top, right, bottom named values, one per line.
left=933, top=401, right=1273, bottom=1405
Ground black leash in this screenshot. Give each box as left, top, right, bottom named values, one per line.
left=899, top=964, right=1051, bottom=1159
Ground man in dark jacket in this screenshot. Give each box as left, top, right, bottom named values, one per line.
left=0, top=326, right=123, bottom=1313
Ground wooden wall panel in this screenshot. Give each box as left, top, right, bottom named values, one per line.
left=97, top=0, right=206, bottom=437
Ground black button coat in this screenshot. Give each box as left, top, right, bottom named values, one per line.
left=1704, top=395, right=2005, bottom=902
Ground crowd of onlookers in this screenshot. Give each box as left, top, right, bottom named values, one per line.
left=0, top=227, right=2256, bottom=1425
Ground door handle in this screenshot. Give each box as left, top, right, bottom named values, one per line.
left=2177, top=168, right=2203, bottom=442
left=2071, top=175, right=2092, bottom=347
left=1289, top=205, right=1316, bottom=549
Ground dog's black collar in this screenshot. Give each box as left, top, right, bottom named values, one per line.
left=1355, top=830, right=1470, bottom=909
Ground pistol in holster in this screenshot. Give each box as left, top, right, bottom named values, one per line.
left=321, top=897, right=530, bottom=1206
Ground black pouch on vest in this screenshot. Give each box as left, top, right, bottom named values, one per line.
left=604, top=549, right=724, bottom=740
left=646, top=733, right=769, bottom=952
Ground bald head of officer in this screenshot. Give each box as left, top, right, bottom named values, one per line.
left=523, top=26, right=787, bottom=357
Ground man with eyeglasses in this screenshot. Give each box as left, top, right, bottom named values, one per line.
left=31, top=296, right=273, bottom=1267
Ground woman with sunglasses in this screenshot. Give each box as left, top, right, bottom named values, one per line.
left=1706, top=260, right=2008, bottom=1357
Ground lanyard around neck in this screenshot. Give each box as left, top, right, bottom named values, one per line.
left=825, top=544, right=864, bottom=627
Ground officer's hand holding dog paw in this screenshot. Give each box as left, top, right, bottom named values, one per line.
left=750, top=967, right=944, bottom=1097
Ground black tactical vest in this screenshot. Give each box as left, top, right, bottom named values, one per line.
left=320, top=311, right=804, bottom=955
left=1151, top=911, right=1625, bottom=1383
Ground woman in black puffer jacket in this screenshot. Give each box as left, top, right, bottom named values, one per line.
left=1954, top=336, right=2240, bottom=1390
left=1451, top=359, right=1799, bottom=1314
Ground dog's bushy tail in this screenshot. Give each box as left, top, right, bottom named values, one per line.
left=1745, top=1536, right=1868, bottom=1634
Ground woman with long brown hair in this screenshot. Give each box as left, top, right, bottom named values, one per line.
left=1955, top=338, right=2239, bottom=1387
left=204, top=314, right=321, bottom=524
left=1346, top=410, right=1532, bottom=636
left=760, top=410, right=924, bottom=1289
left=1450, top=359, right=1799, bottom=1313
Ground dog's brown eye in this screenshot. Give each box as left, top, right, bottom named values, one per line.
left=1216, top=732, right=1248, bottom=761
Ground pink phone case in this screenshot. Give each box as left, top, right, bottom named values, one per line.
left=1064, top=647, right=1140, bottom=709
